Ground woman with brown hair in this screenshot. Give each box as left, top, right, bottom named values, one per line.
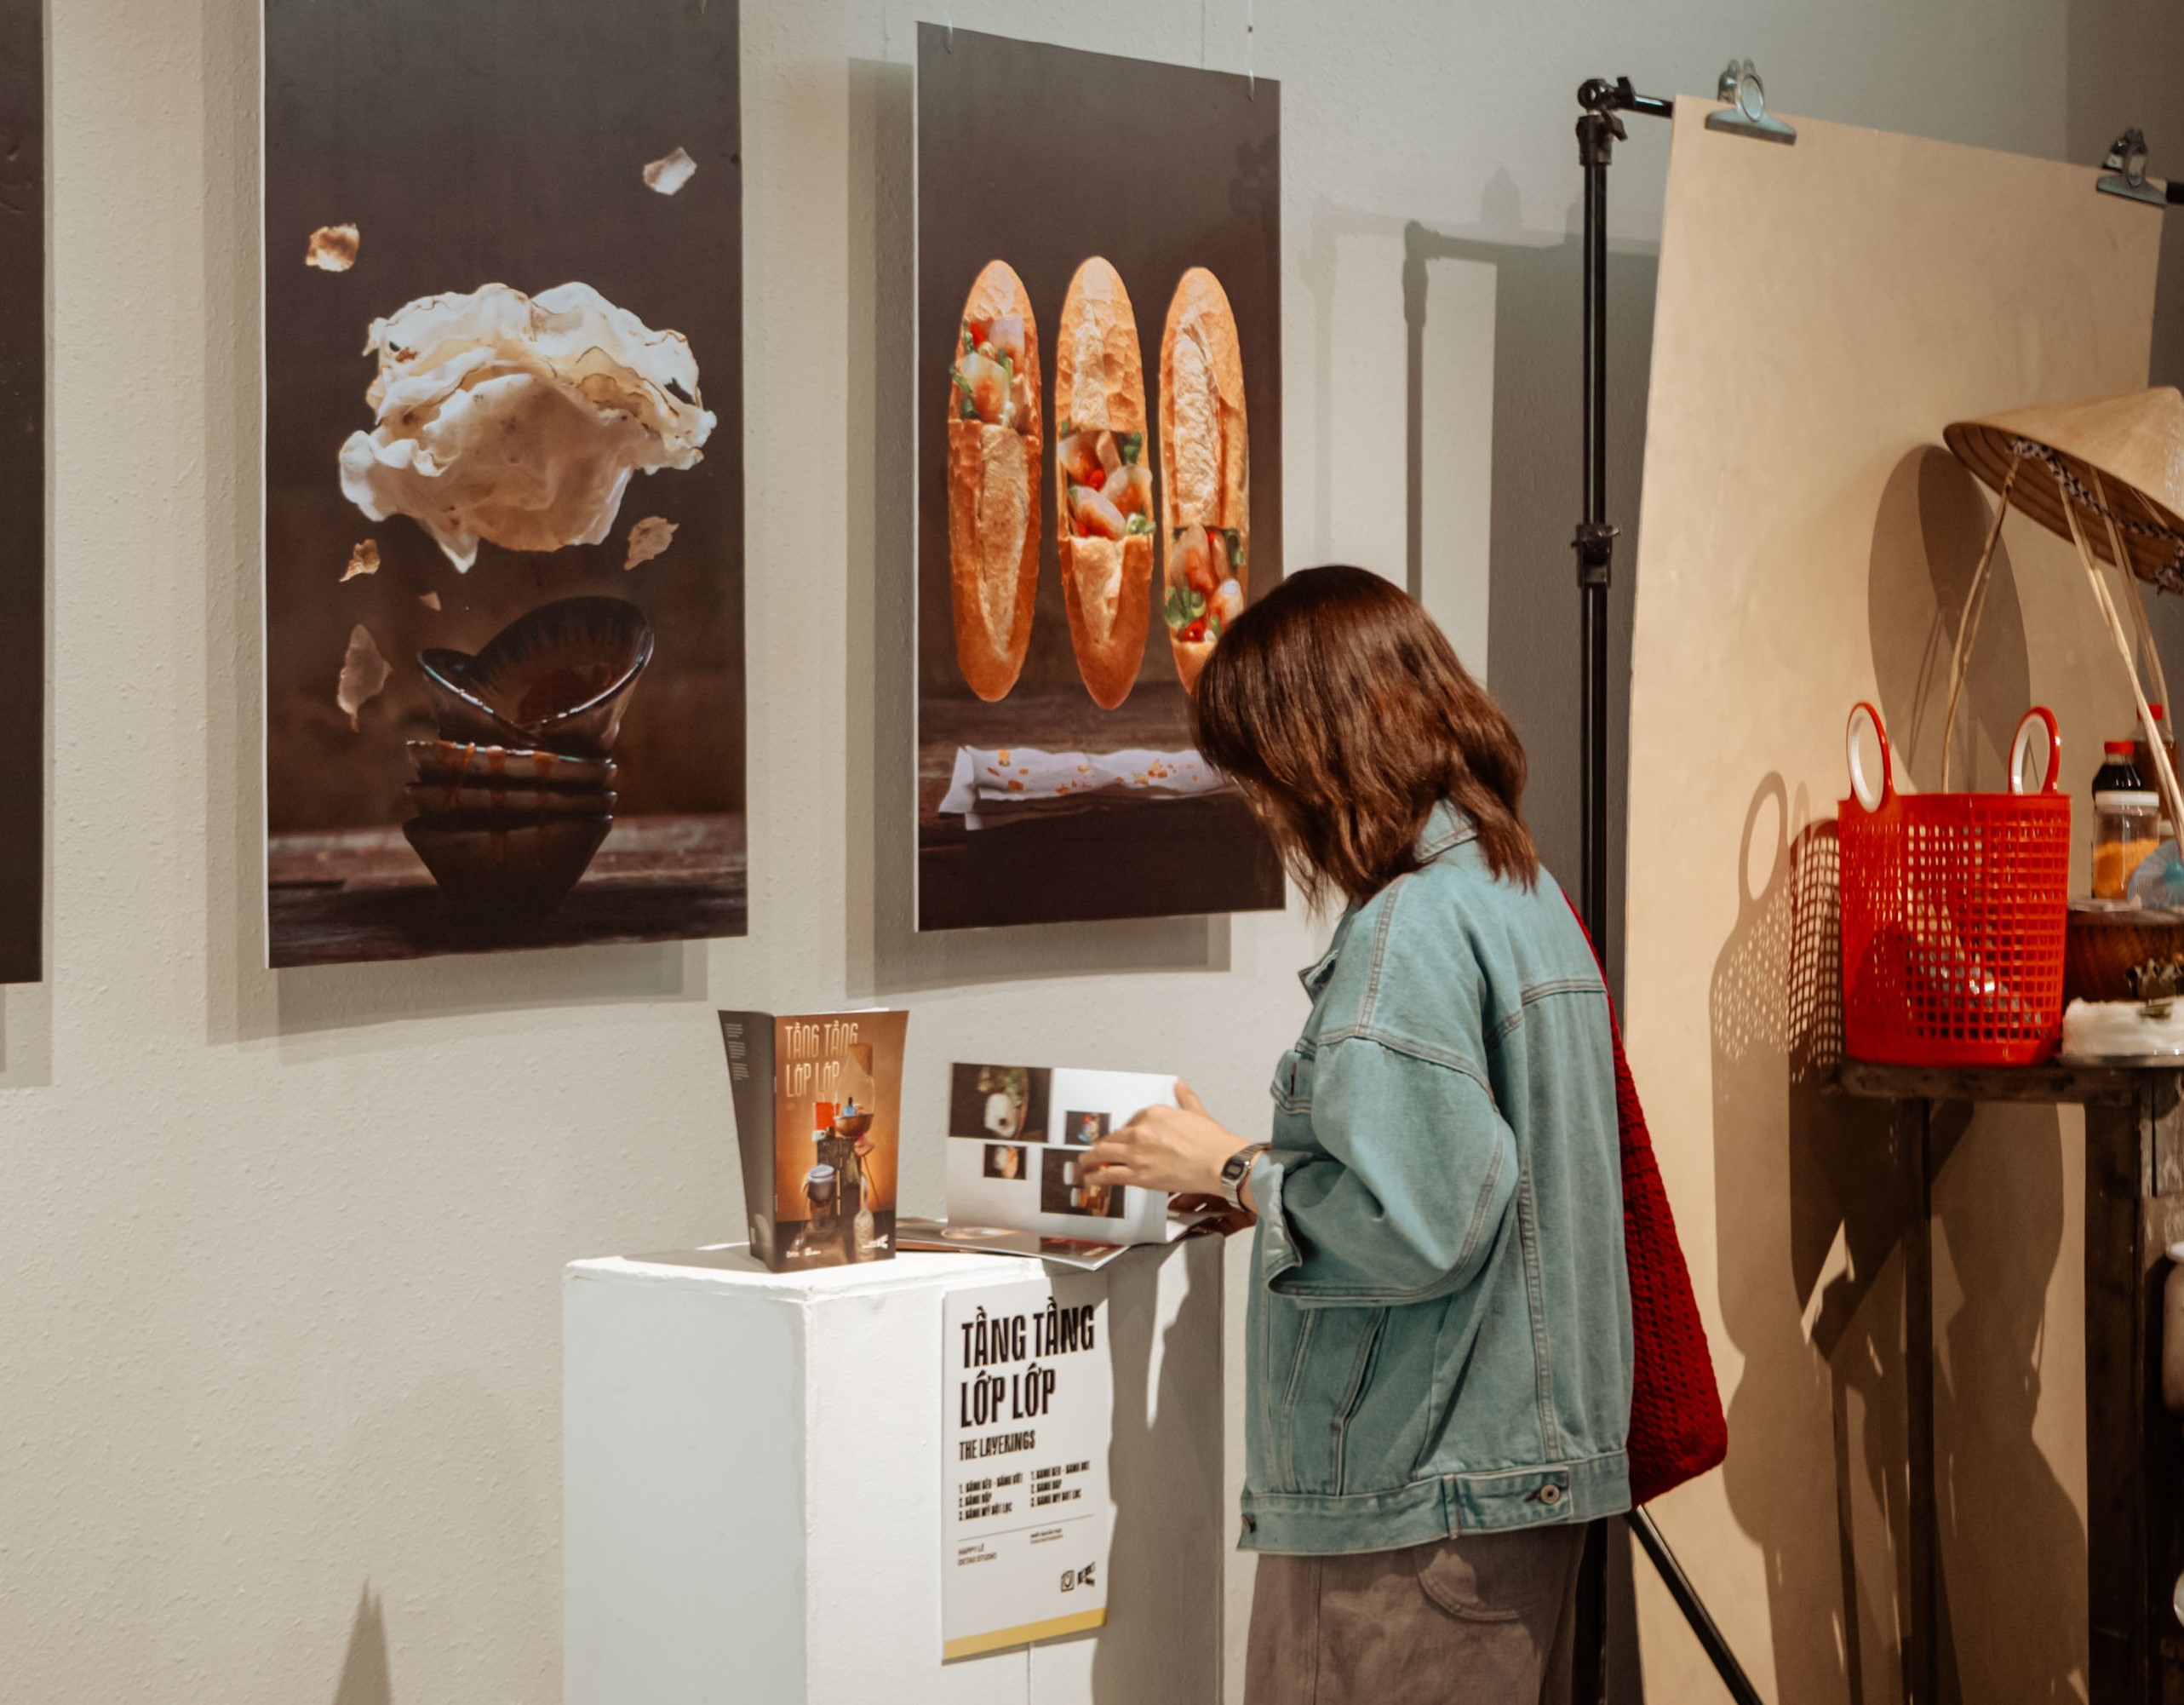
left=1086, top=565, right=1631, bottom=1704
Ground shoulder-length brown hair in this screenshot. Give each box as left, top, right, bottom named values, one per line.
left=1191, top=565, right=1538, bottom=907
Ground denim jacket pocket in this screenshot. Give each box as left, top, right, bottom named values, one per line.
left=1272, top=1304, right=1392, bottom=1494
left=1270, top=1046, right=1316, bottom=1115
left=1328, top=1307, right=1389, bottom=1493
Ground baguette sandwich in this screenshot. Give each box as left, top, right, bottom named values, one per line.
left=946, top=261, right=1042, bottom=701
left=1157, top=267, right=1248, bottom=692
left=1053, top=257, right=1154, bottom=709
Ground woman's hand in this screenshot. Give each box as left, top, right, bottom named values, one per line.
left=1085, top=1081, right=1245, bottom=1197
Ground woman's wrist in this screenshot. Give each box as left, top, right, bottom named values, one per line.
left=1216, top=1141, right=1269, bottom=1209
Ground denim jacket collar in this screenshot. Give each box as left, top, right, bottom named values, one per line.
left=1297, top=803, right=1476, bottom=996
left=1415, top=798, right=1478, bottom=862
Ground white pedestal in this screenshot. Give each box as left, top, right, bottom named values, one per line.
left=564, top=1238, right=1225, bottom=1704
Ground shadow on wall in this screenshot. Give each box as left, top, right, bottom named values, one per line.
left=1865, top=442, right=2085, bottom=1702
left=334, top=1584, right=391, bottom=1705
left=840, top=58, right=1232, bottom=997
left=1708, top=781, right=1923, bottom=1704
left=1860, top=436, right=2078, bottom=1685
left=1700, top=455, right=2086, bottom=1699
left=1866, top=445, right=2029, bottom=795
left=1087, top=1247, right=1224, bottom=1703
left=1402, top=205, right=1655, bottom=996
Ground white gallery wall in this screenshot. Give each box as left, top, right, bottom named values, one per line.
left=3, top=1, right=2169, bottom=1701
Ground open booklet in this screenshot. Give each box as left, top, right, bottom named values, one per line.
left=897, top=1210, right=1227, bottom=1272
left=940, top=1063, right=1179, bottom=1247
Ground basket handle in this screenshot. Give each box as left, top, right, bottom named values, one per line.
left=2009, top=706, right=2061, bottom=796
left=1846, top=701, right=1893, bottom=812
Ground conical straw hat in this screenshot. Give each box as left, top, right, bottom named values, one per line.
left=1943, top=388, right=2184, bottom=591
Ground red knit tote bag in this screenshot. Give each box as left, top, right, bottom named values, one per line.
left=1572, top=906, right=1728, bottom=1504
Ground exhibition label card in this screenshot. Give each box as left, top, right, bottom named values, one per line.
left=942, top=1274, right=1113, bottom=1659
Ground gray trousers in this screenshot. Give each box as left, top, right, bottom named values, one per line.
left=1243, top=1523, right=1586, bottom=1705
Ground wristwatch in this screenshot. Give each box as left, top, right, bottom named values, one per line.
left=1218, top=1143, right=1270, bottom=1211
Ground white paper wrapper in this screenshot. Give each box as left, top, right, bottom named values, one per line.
left=2061, top=997, right=2184, bottom=1059
left=939, top=745, right=1227, bottom=829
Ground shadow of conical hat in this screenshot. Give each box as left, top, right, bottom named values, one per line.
left=1943, top=388, right=2184, bottom=590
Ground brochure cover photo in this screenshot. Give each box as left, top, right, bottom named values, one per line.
left=943, top=1063, right=1175, bottom=1245
left=719, top=1010, right=907, bottom=1271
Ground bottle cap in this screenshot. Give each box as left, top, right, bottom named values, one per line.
left=2106, top=740, right=2139, bottom=755
left=2097, top=789, right=2163, bottom=810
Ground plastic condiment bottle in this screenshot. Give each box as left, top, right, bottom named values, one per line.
left=2095, top=787, right=2162, bottom=899
left=2095, top=739, right=2145, bottom=796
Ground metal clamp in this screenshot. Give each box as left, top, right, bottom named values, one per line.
left=1574, top=75, right=1671, bottom=168
left=2097, top=126, right=2171, bottom=207
left=1572, top=520, right=1619, bottom=588
left=1706, top=60, right=1796, bottom=146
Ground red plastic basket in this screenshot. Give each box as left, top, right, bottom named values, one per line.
left=1837, top=701, right=2071, bottom=1066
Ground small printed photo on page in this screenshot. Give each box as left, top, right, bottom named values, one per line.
left=944, top=1061, right=1175, bottom=1244
left=948, top=1063, right=1051, bottom=1145
left=1040, top=1147, right=1121, bottom=1219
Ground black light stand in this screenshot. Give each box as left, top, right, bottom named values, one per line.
left=1569, top=72, right=1763, bottom=1705
left=1572, top=76, right=1665, bottom=953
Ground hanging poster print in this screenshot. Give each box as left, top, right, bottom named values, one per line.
left=915, top=26, right=1285, bottom=930
left=0, top=0, right=42, bottom=985
left=262, top=0, right=745, bottom=967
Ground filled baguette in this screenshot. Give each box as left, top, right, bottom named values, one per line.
left=1157, top=267, right=1248, bottom=692
left=1053, top=257, right=1154, bottom=709
left=946, top=261, right=1042, bottom=701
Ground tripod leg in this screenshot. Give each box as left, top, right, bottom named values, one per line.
left=1630, top=1507, right=1765, bottom=1705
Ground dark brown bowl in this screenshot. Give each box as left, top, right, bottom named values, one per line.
left=408, top=738, right=616, bottom=792
left=404, top=782, right=616, bottom=818
left=834, top=1111, right=875, bottom=1140
left=418, top=650, right=536, bottom=749
left=403, top=813, right=613, bottom=917
left=462, top=596, right=655, bottom=757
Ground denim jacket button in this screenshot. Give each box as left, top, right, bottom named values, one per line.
left=1539, top=1484, right=1562, bottom=1506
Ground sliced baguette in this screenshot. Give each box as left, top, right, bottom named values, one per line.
left=1157, top=267, right=1248, bottom=692
left=1053, top=257, right=1152, bottom=709
left=945, top=261, right=1041, bottom=702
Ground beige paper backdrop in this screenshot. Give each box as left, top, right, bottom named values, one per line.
left=1625, top=104, right=2162, bottom=1702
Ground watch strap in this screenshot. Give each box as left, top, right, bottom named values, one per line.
left=1219, top=1142, right=1270, bottom=1208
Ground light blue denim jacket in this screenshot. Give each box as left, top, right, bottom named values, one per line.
left=1240, top=802, right=1631, bottom=1554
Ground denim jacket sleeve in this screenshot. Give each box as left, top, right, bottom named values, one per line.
left=1257, top=1033, right=1519, bottom=1309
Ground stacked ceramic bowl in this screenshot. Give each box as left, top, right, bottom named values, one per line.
left=404, top=596, right=655, bottom=918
